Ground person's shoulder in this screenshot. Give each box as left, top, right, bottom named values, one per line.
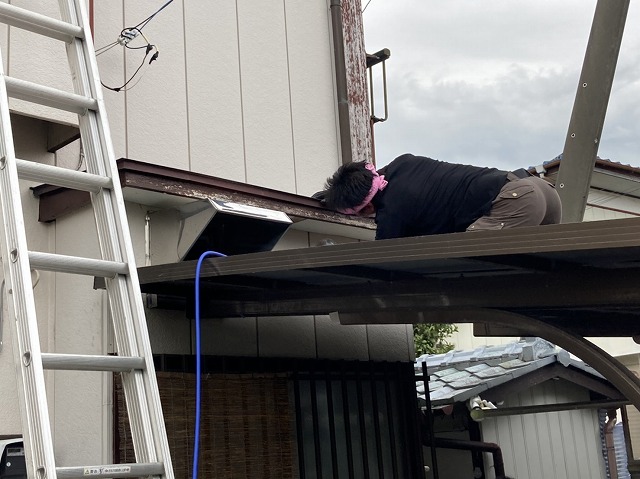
left=386, top=153, right=437, bottom=169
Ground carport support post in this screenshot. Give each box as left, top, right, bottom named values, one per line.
left=555, top=0, right=629, bottom=223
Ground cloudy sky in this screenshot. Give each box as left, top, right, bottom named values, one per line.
left=362, top=0, right=640, bottom=171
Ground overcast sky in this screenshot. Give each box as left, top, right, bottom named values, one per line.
left=362, top=0, right=640, bottom=171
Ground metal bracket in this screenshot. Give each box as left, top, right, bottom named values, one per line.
left=367, top=48, right=391, bottom=124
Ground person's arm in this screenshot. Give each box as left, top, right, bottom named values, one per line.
left=374, top=208, right=406, bottom=240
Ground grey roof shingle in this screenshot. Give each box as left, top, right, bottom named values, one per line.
left=415, top=337, right=603, bottom=408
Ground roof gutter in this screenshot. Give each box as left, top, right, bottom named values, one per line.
left=330, top=0, right=353, bottom=166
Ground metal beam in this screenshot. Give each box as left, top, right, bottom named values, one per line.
left=194, top=269, right=640, bottom=320
left=139, top=217, right=640, bottom=284
left=556, top=0, right=630, bottom=222
left=470, top=400, right=629, bottom=419
left=480, top=313, right=640, bottom=413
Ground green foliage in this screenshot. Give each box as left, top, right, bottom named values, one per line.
left=413, top=323, right=458, bottom=356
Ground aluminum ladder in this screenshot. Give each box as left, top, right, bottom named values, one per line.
left=0, top=1, right=174, bottom=478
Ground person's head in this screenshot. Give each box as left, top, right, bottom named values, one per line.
left=323, top=161, right=386, bottom=215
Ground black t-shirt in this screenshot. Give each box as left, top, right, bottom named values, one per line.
left=372, top=154, right=508, bottom=239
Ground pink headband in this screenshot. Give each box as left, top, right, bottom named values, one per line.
left=338, top=163, right=388, bottom=215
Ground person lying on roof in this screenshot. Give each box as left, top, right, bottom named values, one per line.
left=317, top=153, right=562, bottom=240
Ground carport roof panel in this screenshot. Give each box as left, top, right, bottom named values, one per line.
left=138, top=217, right=640, bottom=336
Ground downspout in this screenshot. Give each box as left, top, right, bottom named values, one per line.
left=330, top=0, right=353, bottom=166
left=422, top=436, right=507, bottom=479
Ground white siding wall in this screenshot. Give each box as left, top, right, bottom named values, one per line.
left=0, top=0, right=415, bottom=467
left=91, top=0, right=341, bottom=194
left=0, top=115, right=111, bottom=466
left=480, top=380, right=606, bottom=479
left=2, top=0, right=342, bottom=193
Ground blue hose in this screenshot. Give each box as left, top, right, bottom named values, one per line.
left=193, top=250, right=226, bottom=479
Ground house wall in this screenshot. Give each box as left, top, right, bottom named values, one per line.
left=0, top=2, right=414, bottom=470
left=93, top=0, right=346, bottom=196
left=1, top=1, right=344, bottom=196
left=480, top=379, right=606, bottom=479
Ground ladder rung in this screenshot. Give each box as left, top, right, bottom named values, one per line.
left=56, top=463, right=164, bottom=479
left=0, top=3, right=84, bottom=43
left=15, top=159, right=112, bottom=192
left=41, top=354, right=145, bottom=372
left=5, top=76, right=97, bottom=115
left=28, top=251, right=128, bottom=277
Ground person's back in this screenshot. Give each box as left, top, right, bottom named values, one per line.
left=373, top=154, right=508, bottom=239
left=320, top=153, right=561, bottom=240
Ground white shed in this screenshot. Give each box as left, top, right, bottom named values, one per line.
left=417, top=338, right=627, bottom=479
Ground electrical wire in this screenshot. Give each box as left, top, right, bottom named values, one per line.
left=100, top=40, right=158, bottom=92
left=96, top=41, right=120, bottom=57
left=193, top=250, right=226, bottom=479
left=134, top=0, right=174, bottom=32
left=95, top=1, right=172, bottom=91
left=362, top=0, right=375, bottom=12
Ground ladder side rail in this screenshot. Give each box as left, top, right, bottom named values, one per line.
left=58, top=1, right=174, bottom=476
left=0, top=68, right=57, bottom=478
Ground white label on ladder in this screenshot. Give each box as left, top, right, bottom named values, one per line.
left=83, top=465, right=131, bottom=475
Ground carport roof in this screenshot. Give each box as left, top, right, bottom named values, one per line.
left=138, top=216, right=640, bottom=338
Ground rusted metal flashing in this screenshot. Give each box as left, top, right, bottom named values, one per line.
left=31, top=158, right=374, bottom=230
left=340, top=0, right=372, bottom=163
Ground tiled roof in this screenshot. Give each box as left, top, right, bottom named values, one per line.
left=415, top=337, right=602, bottom=408
left=540, top=154, right=640, bottom=172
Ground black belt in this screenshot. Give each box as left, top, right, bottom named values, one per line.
left=510, top=168, right=532, bottom=179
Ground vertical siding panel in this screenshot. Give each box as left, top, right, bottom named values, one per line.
left=556, top=382, right=580, bottom=479
left=571, top=409, right=592, bottom=478
left=366, top=324, right=412, bottom=361
left=496, top=417, right=517, bottom=479
left=257, top=316, right=317, bottom=358
left=237, top=0, right=295, bottom=192
left=509, top=415, right=529, bottom=479
left=315, top=315, right=368, bottom=360
left=284, top=0, right=340, bottom=195
left=533, top=384, right=555, bottom=478
left=480, top=380, right=606, bottom=479
left=8, top=0, right=75, bottom=124
left=546, top=410, right=569, bottom=479
left=199, top=317, right=258, bottom=356
left=0, top=5, right=7, bottom=75
left=95, top=0, right=127, bottom=159
left=257, top=228, right=317, bottom=358
left=184, top=1, right=246, bottom=180
left=53, top=206, right=105, bottom=465
left=582, top=410, right=607, bottom=479
left=519, top=389, right=543, bottom=479
left=124, top=1, right=189, bottom=169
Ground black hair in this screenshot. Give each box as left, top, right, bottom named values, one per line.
left=322, top=161, right=374, bottom=211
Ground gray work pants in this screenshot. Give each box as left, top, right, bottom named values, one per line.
left=466, top=173, right=562, bottom=231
